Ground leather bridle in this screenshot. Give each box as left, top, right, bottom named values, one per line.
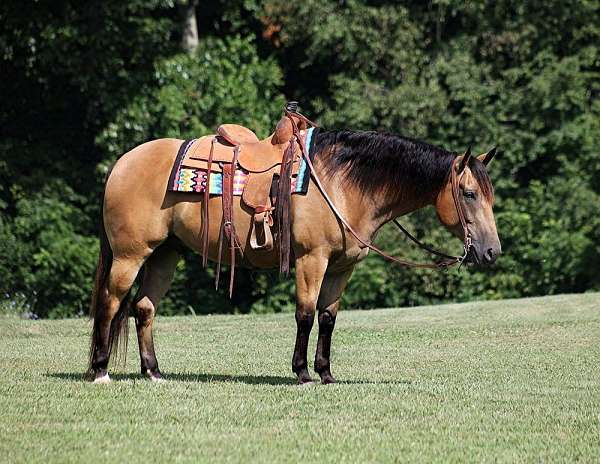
left=285, top=108, right=473, bottom=269
left=450, top=156, right=473, bottom=264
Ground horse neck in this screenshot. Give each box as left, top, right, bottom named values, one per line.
left=331, top=177, right=440, bottom=241
left=369, top=185, right=439, bottom=236
left=314, top=132, right=452, bottom=242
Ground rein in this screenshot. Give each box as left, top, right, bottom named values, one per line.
left=285, top=109, right=472, bottom=269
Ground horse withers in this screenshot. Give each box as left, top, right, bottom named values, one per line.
left=87, top=116, right=501, bottom=385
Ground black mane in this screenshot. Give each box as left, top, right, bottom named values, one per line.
left=315, top=130, right=493, bottom=201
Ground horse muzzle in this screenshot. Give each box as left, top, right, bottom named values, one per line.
left=465, top=242, right=501, bottom=267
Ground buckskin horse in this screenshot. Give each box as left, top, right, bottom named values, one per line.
left=87, top=104, right=501, bottom=385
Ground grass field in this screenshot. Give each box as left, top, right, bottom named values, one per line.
left=1, top=293, right=599, bottom=463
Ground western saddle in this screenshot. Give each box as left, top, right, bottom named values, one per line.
left=178, top=102, right=316, bottom=295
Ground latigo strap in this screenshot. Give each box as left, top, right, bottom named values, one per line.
left=215, top=146, right=243, bottom=297
left=201, top=138, right=216, bottom=268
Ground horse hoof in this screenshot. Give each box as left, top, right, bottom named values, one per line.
left=298, top=380, right=315, bottom=386
left=93, top=372, right=111, bottom=384
left=321, top=375, right=337, bottom=385
left=144, top=370, right=165, bottom=383
left=296, top=372, right=314, bottom=385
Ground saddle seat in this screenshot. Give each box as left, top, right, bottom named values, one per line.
left=217, top=124, right=259, bottom=145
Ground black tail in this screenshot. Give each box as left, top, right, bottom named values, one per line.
left=86, top=174, right=131, bottom=379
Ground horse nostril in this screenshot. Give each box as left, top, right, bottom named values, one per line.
left=484, top=248, right=496, bottom=264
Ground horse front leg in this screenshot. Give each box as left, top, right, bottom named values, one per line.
left=292, top=251, right=328, bottom=384
left=314, top=268, right=354, bottom=384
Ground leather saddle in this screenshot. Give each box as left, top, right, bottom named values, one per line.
left=177, top=103, right=315, bottom=296
left=183, top=117, right=307, bottom=173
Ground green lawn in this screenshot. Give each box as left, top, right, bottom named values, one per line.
left=1, top=293, right=599, bottom=463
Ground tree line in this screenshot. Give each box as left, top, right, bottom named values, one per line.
left=1, top=0, right=598, bottom=317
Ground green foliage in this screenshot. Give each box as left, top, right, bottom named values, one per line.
left=0, top=0, right=598, bottom=316
left=97, top=35, right=285, bottom=162
left=0, top=1, right=179, bottom=201
left=248, top=273, right=295, bottom=313
left=0, top=185, right=98, bottom=317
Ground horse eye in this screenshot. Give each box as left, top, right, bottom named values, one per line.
left=464, top=190, right=476, bottom=200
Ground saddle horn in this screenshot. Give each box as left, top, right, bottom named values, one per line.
left=285, top=101, right=299, bottom=113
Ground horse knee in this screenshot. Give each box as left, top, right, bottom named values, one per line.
left=318, top=309, right=336, bottom=334
left=135, top=296, right=155, bottom=327
left=295, top=307, right=315, bottom=330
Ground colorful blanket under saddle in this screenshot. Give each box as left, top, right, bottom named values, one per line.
left=168, top=128, right=318, bottom=195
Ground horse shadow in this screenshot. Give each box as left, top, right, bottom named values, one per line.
left=47, top=372, right=411, bottom=386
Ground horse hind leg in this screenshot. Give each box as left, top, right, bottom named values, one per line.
left=88, top=256, right=145, bottom=383
left=133, top=242, right=180, bottom=382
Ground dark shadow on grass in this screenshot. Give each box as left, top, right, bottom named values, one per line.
left=47, top=372, right=411, bottom=386
left=337, top=379, right=412, bottom=385
left=47, top=372, right=294, bottom=385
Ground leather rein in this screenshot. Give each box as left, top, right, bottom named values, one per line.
left=286, top=110, right=472, bottom=270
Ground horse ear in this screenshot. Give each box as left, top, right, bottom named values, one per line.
left=457, top=146, right=472, bottom=173
left=478, top=146, right=497, bottom=166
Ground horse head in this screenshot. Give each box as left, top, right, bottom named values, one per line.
left=435, top=147, right=501, bottom=266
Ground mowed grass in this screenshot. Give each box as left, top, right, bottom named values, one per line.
left=1, top=294, right=599, bottom=463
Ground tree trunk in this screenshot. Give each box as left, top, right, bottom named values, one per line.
left=181, top=0, right=199, bottom=53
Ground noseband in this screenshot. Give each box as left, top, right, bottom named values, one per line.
left=287, top=110, right=472, bottom=269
